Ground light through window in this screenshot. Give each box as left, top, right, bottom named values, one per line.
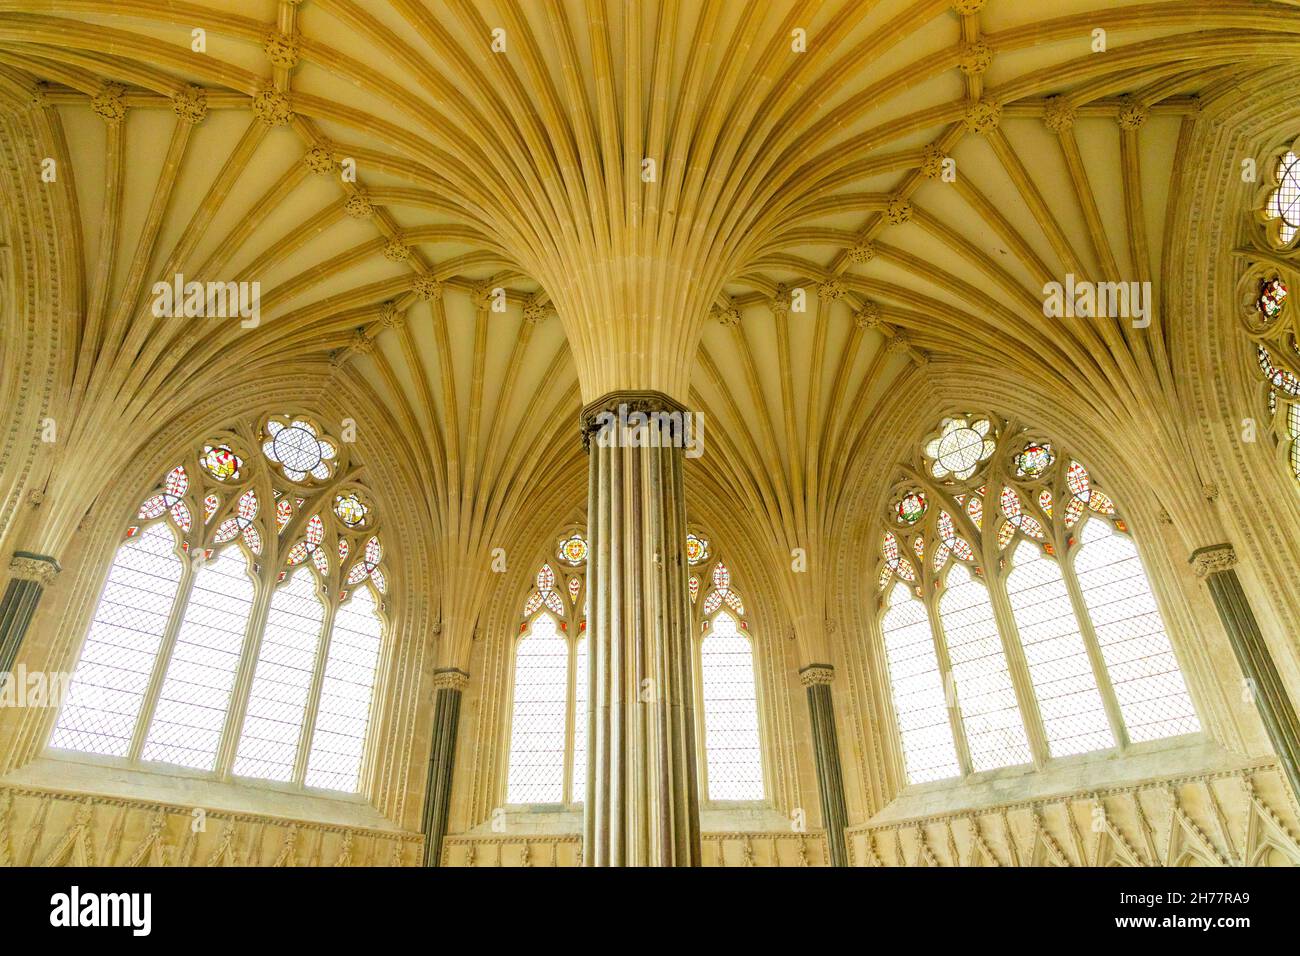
left=49, top=414, right=391, bottom=795
left=699, top=610, right=764, bottom=800
left=875, top=415, right=1200, bottom=785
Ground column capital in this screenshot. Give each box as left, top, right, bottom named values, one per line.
left=1190, top=543, right=1237, bottom=579
left=579, top=389, right=691, bottom=451
left=9, top=551, right=60, bottom=586
left=799, top=663, right=836, bottom=687
left=432, top=667, right=470, bottom=692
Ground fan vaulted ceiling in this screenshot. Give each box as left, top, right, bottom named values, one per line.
left=1, top=0, right=1298, bottom=628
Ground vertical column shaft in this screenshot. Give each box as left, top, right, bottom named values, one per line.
left=582, top=391, right=701, bottom=866
left=1193, top=544, right=1300, bottom=799
left=0, top=552, right=60, bottom=676
left=801, top=664, right=849, bottom=867
left=421, top=668, right=468, bottom=867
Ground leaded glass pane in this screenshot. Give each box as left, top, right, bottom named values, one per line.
left=571, top=636, right=587, bottom=803
left=880, top=582, right=960, bottom=783
left=142, top=546, right=255, bottom=770
left=505, top=614, right=568, bottom=803
left=938, top=564, right=1031, bottom=770
left=304, top=586, right=383, bottom=792
left=50, top=523, right=182, bottom=756
left=233, top=569, right=326, bottom=781
left=1073, top=520, right=1200, bottom=741
left=1005, top=541, right=1114, bottom=757
left=700, top=611, right=764, bottom=801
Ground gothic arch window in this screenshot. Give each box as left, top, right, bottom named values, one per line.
left=874, top=415, right=1200, bottom=786
left=502, top=530, right=768, bottom=805
left=1241, top=146, right=1300, bottom=489
left=504, top=535, right=588, bottom=806
left=49, top=415, right=392, bottom=794
left=689, top=539, right=767, bottom=802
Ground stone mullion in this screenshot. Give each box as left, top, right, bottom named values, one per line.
left=983, top=539, right=1051, bottom=768
left=292, top=598, right=339, bottom=785
left=215, top=564, right=279, bottom=778
left=1059, top=543, right=1130, bottom=750
left=128, top=557, right=197, bottom=762
left=1193, top=544, right=1300, bottom=801
left=924, top=586, right=974, bottom=777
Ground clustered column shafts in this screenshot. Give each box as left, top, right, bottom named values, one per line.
left=801, top=664, right=849, bottom=867
left=0, top=552, right=60, bottom=677
left=1193, top=544, right=1300, bottom=801
left=422, top=668, right=469, bottom=867
left=582, top=391, right=701, bottom=866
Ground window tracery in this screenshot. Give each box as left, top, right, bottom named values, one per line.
left=875, top=414, right=1199, bottom=785
left=50, top=414, right=390, bottom=794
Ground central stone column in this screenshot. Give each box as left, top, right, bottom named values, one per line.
left=581, top=391, right=701, bottom=866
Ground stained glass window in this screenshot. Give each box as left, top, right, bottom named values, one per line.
left=505, top=550, right=588, bottom=806
left=503, top=533, right=769, bottom=806
left=699, top=611, right=764, bottom=800
left=50, top=414, right=392, bottom=796
left=701, top=560, right=745, bottom=616
left=558, top=533, right=589, bottom=566
left=875, top=414, right=1201, bottom=785
left=686, top=532, right=710, bottom=565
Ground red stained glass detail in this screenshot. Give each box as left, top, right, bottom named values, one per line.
left=276, top=498, right=294, bottom=532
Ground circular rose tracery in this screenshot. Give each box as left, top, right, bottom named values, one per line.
left=262, top=418, right=337, bottom=482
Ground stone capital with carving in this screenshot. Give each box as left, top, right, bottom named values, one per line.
left=799, top=663, right=835, bottom=687
left=9, top=551, right=60, bottom=586
left=433, top=668, right=470, bottom=692
left=1190, top=544, right=1237, bottom=579
left=579, top=389, right=691, bottom=451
